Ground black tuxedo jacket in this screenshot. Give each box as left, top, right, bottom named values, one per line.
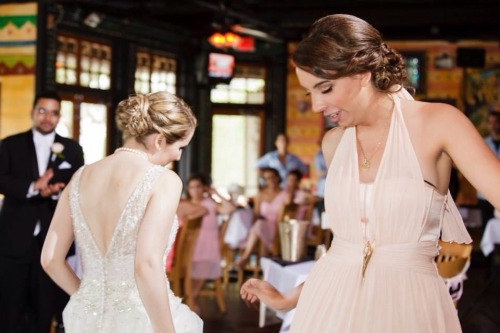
left=0, top=130, right=84, bottom=259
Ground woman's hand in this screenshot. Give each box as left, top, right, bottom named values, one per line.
left=240, top=278, right=287, bottom=311
left=241, top=278, right=303, bottom=312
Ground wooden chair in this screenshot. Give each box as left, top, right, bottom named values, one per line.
left=169, top=216, right=227, bottom=313
left=168, top=217, right=203, bottom=310
left=198, top=274, right=227, bottom=313
left=435, top=240, right=473, bottom=307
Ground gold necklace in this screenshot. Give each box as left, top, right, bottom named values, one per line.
left=356, top=102, right=393, bottom=169
left=356, top=136, right=383, bottom=169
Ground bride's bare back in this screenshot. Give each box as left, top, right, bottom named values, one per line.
left=77, top=154, right=154, bottom=255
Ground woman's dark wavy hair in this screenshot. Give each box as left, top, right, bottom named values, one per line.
left=292, top=14, right=411, bottom=93
left=185, top=173, right=210, bottom=199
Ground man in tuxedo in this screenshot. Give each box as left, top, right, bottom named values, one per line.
left=0, top=91, right=84, bottom=333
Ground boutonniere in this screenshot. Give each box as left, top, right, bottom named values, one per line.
left=51, top=142, right=65, bottom=160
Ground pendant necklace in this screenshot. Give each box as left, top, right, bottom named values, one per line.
left=356, top=99, right=394, bottom=170
left=115, top=147, right=149, bottom=161
left=360, top=184, right=376, bottom=281
left=358, top=98, right=393, bottom=280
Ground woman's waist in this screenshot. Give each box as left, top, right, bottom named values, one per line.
left=326, top=237, right=438, bottom=273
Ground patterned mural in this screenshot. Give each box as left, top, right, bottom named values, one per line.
left=0, top=3, right=37, bottom=75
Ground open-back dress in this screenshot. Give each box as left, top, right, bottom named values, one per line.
left=62, top=165, right=203, bottom=333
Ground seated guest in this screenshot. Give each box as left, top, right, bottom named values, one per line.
left=283, top=169, right=314, bottom=221
left=236, top=168, right=287, bottom=267
left=223, top=184, right=254, bottom=250
left=177, top=174, right=235, bottom=313
left=255, top=133, right=308, bottom=187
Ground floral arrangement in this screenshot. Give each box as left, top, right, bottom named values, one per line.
left=51, top=142, right=65, bottom=160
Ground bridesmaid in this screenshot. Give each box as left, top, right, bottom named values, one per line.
left=177, top=174, right=235, bottom=313
left=236, top=167, right=287, bottom=267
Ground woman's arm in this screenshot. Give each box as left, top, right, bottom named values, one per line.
left=135, top=170, right=180, bottom=333
left=177, top=200, right=208, bottom=221
left=436, top=105, right=500, bottom=208
left=209, top=187, right=237, bottom=215
left=253, top=192, right=262, bottom=218
left=41, top=185, right=80, bottom=295
left=240, top=278, right=304, bottom=312
left=321, top=127, right=344, bottom=168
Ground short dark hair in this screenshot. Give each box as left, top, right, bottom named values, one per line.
left=261, top=167, right=281, bottom=184
left=488, top=110, right=500, bottom=118
left=287, top=169, right=303, bottom=181
left=33, top=91, right=61, bottom=107
left=188, top=173, right=210, bottom=187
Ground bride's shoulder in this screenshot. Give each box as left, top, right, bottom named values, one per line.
left=153, top=167, right=183, bottom=193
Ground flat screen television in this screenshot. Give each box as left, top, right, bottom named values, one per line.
left=208, top=52, right=235, bottom=82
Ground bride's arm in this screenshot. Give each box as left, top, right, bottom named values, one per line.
left=41, top=186, right=81, bottom=295
left=135, top=170, right=181, bottom=333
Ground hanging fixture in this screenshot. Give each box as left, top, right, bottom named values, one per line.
left=208, top=31, right=254, bottom=52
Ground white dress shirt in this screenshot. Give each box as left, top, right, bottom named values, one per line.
left=29, top=130, right=56, bottom=236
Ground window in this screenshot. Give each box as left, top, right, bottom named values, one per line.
left=211, top=112, right=262, bottom=197
left=58, top=95, right=109, bottom=164
left=210, top=65, right=265, bottom=104
left=135, top=51, right=177, bottom=94
left=56, top=36, right=111, bottom=90
left=402, top=52, right=426, bottom=95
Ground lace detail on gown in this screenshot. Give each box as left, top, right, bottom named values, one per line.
left=63, top=165, right=203, bottom=333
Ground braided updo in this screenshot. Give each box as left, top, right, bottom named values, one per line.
left=292, top=14, right=408, bottom=93
left=115, top=91, right=196, bottom=143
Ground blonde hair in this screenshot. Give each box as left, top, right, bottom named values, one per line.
left=115, top=91, right=196, bottom=143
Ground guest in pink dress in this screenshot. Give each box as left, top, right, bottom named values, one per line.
left=283, top=169, right=314, bottom=221
left=177, top=174, right=235, bottom=313
left=237, top=168, right=287, bottom=267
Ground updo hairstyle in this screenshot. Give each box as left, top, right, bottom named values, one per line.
left=115, top=91, right=196, bottom=143
left=292, top=14, right=408, bottom=93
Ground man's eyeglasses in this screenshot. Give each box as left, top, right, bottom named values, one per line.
left=35, top=108, right=60, bottom=117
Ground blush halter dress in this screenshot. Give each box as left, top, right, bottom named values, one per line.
left=290, top=88, right=471, bottom=333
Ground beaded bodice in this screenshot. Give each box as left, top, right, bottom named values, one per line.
left=69, top=165, right=179, bottom=322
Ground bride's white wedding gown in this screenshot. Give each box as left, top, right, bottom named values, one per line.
left=62, top=165, right=203, bottom=333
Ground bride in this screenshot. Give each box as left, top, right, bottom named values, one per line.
left=41, top=92, right=203, bottom=332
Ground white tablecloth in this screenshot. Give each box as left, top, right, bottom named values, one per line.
left=223, top=208, right=253, bottom=249
left=480, top=218, right=500, bottom=256
left=259, top=257, right=315, bottom=332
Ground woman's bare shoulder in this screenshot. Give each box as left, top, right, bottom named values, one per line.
left=153, top=167, right=182, bottom=194
left=403, top=99, right=463, bottom=120
left=322, top=126, right=345, bottom=166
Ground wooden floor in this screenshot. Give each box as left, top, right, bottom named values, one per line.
left=198, top=229, right=500, bottom=333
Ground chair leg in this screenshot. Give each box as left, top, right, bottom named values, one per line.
left=237, top=267, right=244, bottom=287
left=215, top=279, right=226, bottom=313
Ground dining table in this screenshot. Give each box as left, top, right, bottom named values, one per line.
left=223, top=207, right=253, bottom=249
left=259, top=256, right=316, bottom=332
left=480, top=218, right=500, bottom=257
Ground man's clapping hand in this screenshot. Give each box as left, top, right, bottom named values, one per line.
left=34, top=168, right=65, bottom=197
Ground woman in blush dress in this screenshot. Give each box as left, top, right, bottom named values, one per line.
left=41, top=92, right=203, bottom=333
left=240, top=14, right=500, bottom=332
left=177, top=174, right=235, bottom=314
left=236, top=167, right=287, bottom=267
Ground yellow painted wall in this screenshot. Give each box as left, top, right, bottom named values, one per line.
left=0, top=2, right=37, bottom=138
